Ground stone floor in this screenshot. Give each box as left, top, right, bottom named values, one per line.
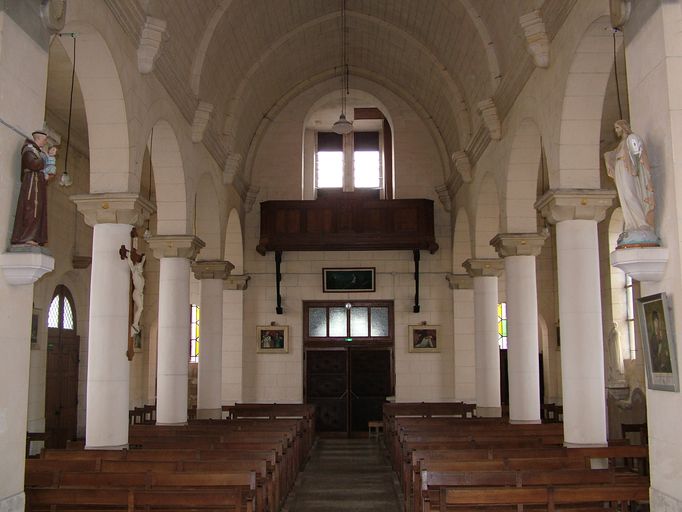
left=283, top=438, right=402, bottom=512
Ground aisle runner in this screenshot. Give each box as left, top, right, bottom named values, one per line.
left=284, top=438, right=401, bottom=512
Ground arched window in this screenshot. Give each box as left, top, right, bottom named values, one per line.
left=498, top=302, right=508, bottom=349
left=48, top=285, right=76, bottom=331
left=190, top=304, right=200, bottom=363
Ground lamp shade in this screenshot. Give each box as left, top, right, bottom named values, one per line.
left=332, top=113, right=353, bottom=135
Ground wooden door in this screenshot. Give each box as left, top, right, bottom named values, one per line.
left=45, top=286, right=79, bottom=448
left=305, top=350, right=348, bottom=433
left=349, top=348, right=392, bottom=432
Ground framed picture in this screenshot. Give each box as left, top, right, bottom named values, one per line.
left=31, top=308, right=40, bottom=349
left=637, top=292, right=679, bottom=392
left=257, top=325, right=289, bottom=353
left=408, top=325, right=440, bottom=353
left=323, top=268, right=375, bottom=293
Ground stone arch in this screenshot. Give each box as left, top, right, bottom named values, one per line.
left=147, top=120, right=188, bottom=235
left=452, top=208, right=472, bottom=273
left=195, top=173, right=222, bottom=260
left=224, top=209, right=244, bottom=275
left=503, top=118, right=542, bottom=233
left=473, top=173, right=500, bottom=258
left=557, top=15, right=621, bottom=188
left=243, top=70, right=451, bottom=187
left=59, top=22, right=131, bottom=193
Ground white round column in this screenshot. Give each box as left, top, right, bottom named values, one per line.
left=492, top=233, right=547, bottom=424
left=464, top=259, right=504, bottom=417
left=537, top=190, right=615, bottom=447
left=87, top=223, right=132, bottom=447
left=556, top=220, right=607, bottom=445
left=192, top=261, right=234, bottom=419
left=148, top=236, right=205, bottom=425
left=73, top=194, right=154, bottom=449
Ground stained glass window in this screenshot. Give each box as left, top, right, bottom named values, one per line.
left=497, top=302, right=508, bottom=349
left=190, top=304, right=200, bottom=363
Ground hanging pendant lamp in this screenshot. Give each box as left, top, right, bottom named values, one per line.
left=332, top=0, right=352, bottom=135
left=59, top=32, right=77, bottom=187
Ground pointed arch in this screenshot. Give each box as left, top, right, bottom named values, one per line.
left=59, top=22, right=131, bottom=192
left=557, top=15, right=620, bottom=188
left=453, top=208, right=472, bottom=273
left=195, top=173, right=222, bottom=260
left=224, top=209, right=243, bottom=275
left=504, top=118, right=542, bottom=233
left=473, top=173, right=500, bottom=258
left=148, top=120, right=188, bottom=235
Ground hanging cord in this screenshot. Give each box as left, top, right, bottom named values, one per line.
left=341, top=0, right=347, bottom=116
left=62, top=33, right=77, bottom=175
left=612, top=29, right=624, bottom=120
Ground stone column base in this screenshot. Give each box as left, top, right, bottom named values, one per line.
left=475, top=406, right=502, bottom=417
left=0, top=492, right=24, bottom=512
left=156, top=421, right=188, bottom=427
left=196, top=408, right=222, bottom=420
left=509, top=418, right=541, bottom=424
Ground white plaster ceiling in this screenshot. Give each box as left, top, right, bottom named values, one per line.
left=97, top=1, right=577, bottom=185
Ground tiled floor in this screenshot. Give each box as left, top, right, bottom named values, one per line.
left=284, top=438, right=402, bottom=511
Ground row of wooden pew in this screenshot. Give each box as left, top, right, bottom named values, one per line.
left=384, top=402, right=650, bottom=512
left=26, top=403, right=315, bottom=512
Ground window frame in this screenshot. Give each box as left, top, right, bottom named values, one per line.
left=314, top=130, right=384, bottom=196
left=303, top=300, right=394, bottom=348
left=189, top=303, right=200, bottom=363
left=47, top=285, right=76, bottom=333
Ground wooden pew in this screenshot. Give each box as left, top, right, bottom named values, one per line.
left=27, top=487, right=253, bottom=512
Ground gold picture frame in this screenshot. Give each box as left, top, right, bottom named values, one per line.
left=256, top=325, right=289, bottom=354
left=408, top=325, right=440, bottom=353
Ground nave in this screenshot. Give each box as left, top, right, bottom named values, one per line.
left=23, top=402, right=651, bottom=511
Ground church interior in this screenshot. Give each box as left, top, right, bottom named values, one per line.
left=1, top=0, right=682, bottom=510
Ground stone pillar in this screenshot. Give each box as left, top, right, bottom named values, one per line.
left=72, top=194, right=155, bottom=448
left=446, top=274, right=475, bottom=402
left=463, top=259, right=504, bottom=417
left=222, top=275, right=250, bottom=404
left=0, top=9, right=49, bottom=509
left=191, top=261, right=234, bottom=419
left=147, top=235, right=204, bottom=425
left=491, top=233, right=547, bottom=424
left=536, top=190, right=615, bottom=446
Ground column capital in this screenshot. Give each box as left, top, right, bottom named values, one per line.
left=463, top=258, right=504, bottom=278
left=224, top=275, right=251, bottom=290
left=71, top=193, right=155, bottom=227
left=147, top=235, right=205, bottom=260
left=491, top=232, right=548, bottom=258
left=191, top=260, right=234, bottom=280
left=446, top=274, right=473, bottom=290
left=535, top=189, right=616, bottom=224
left=0, top=248, right=55, bottom=285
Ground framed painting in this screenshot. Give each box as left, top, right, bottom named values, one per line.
left=323, top=268, right=375, bottom=293
left=257, top=325, right=289, bottom=353
left=637, top=292, right=679, bottom=392
left=31, top=307, right=40, bottom=349
left=408, top=325, right=440, bottom=353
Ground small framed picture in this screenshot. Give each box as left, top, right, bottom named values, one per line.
left=323, top=268, right=375, bottom=293
left=408, top=325, right=440, bottom=353
left=31, top=308, right=40, bottom=349
left=257, top=325, right=289, bottom=353
left=637, top=292, right=679, bottom=392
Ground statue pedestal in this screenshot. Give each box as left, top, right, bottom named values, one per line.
left=609, top=246, right=668, bottom=282
left=0, top=247, right=54, bottom=285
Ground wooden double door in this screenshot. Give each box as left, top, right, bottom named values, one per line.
left=305, top=348, right=393, bottom=435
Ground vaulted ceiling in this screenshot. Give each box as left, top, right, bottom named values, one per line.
left=100, top=0, right=577, bottom=187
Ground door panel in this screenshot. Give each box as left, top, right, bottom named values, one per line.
left=45, top=331, right=79, bottom=448
left=350, top=349, right=391, bottom=432
left=305, top=350, right=348, bottom=433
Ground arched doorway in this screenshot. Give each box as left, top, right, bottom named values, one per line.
left=45, top=285, right=80, bottom=448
